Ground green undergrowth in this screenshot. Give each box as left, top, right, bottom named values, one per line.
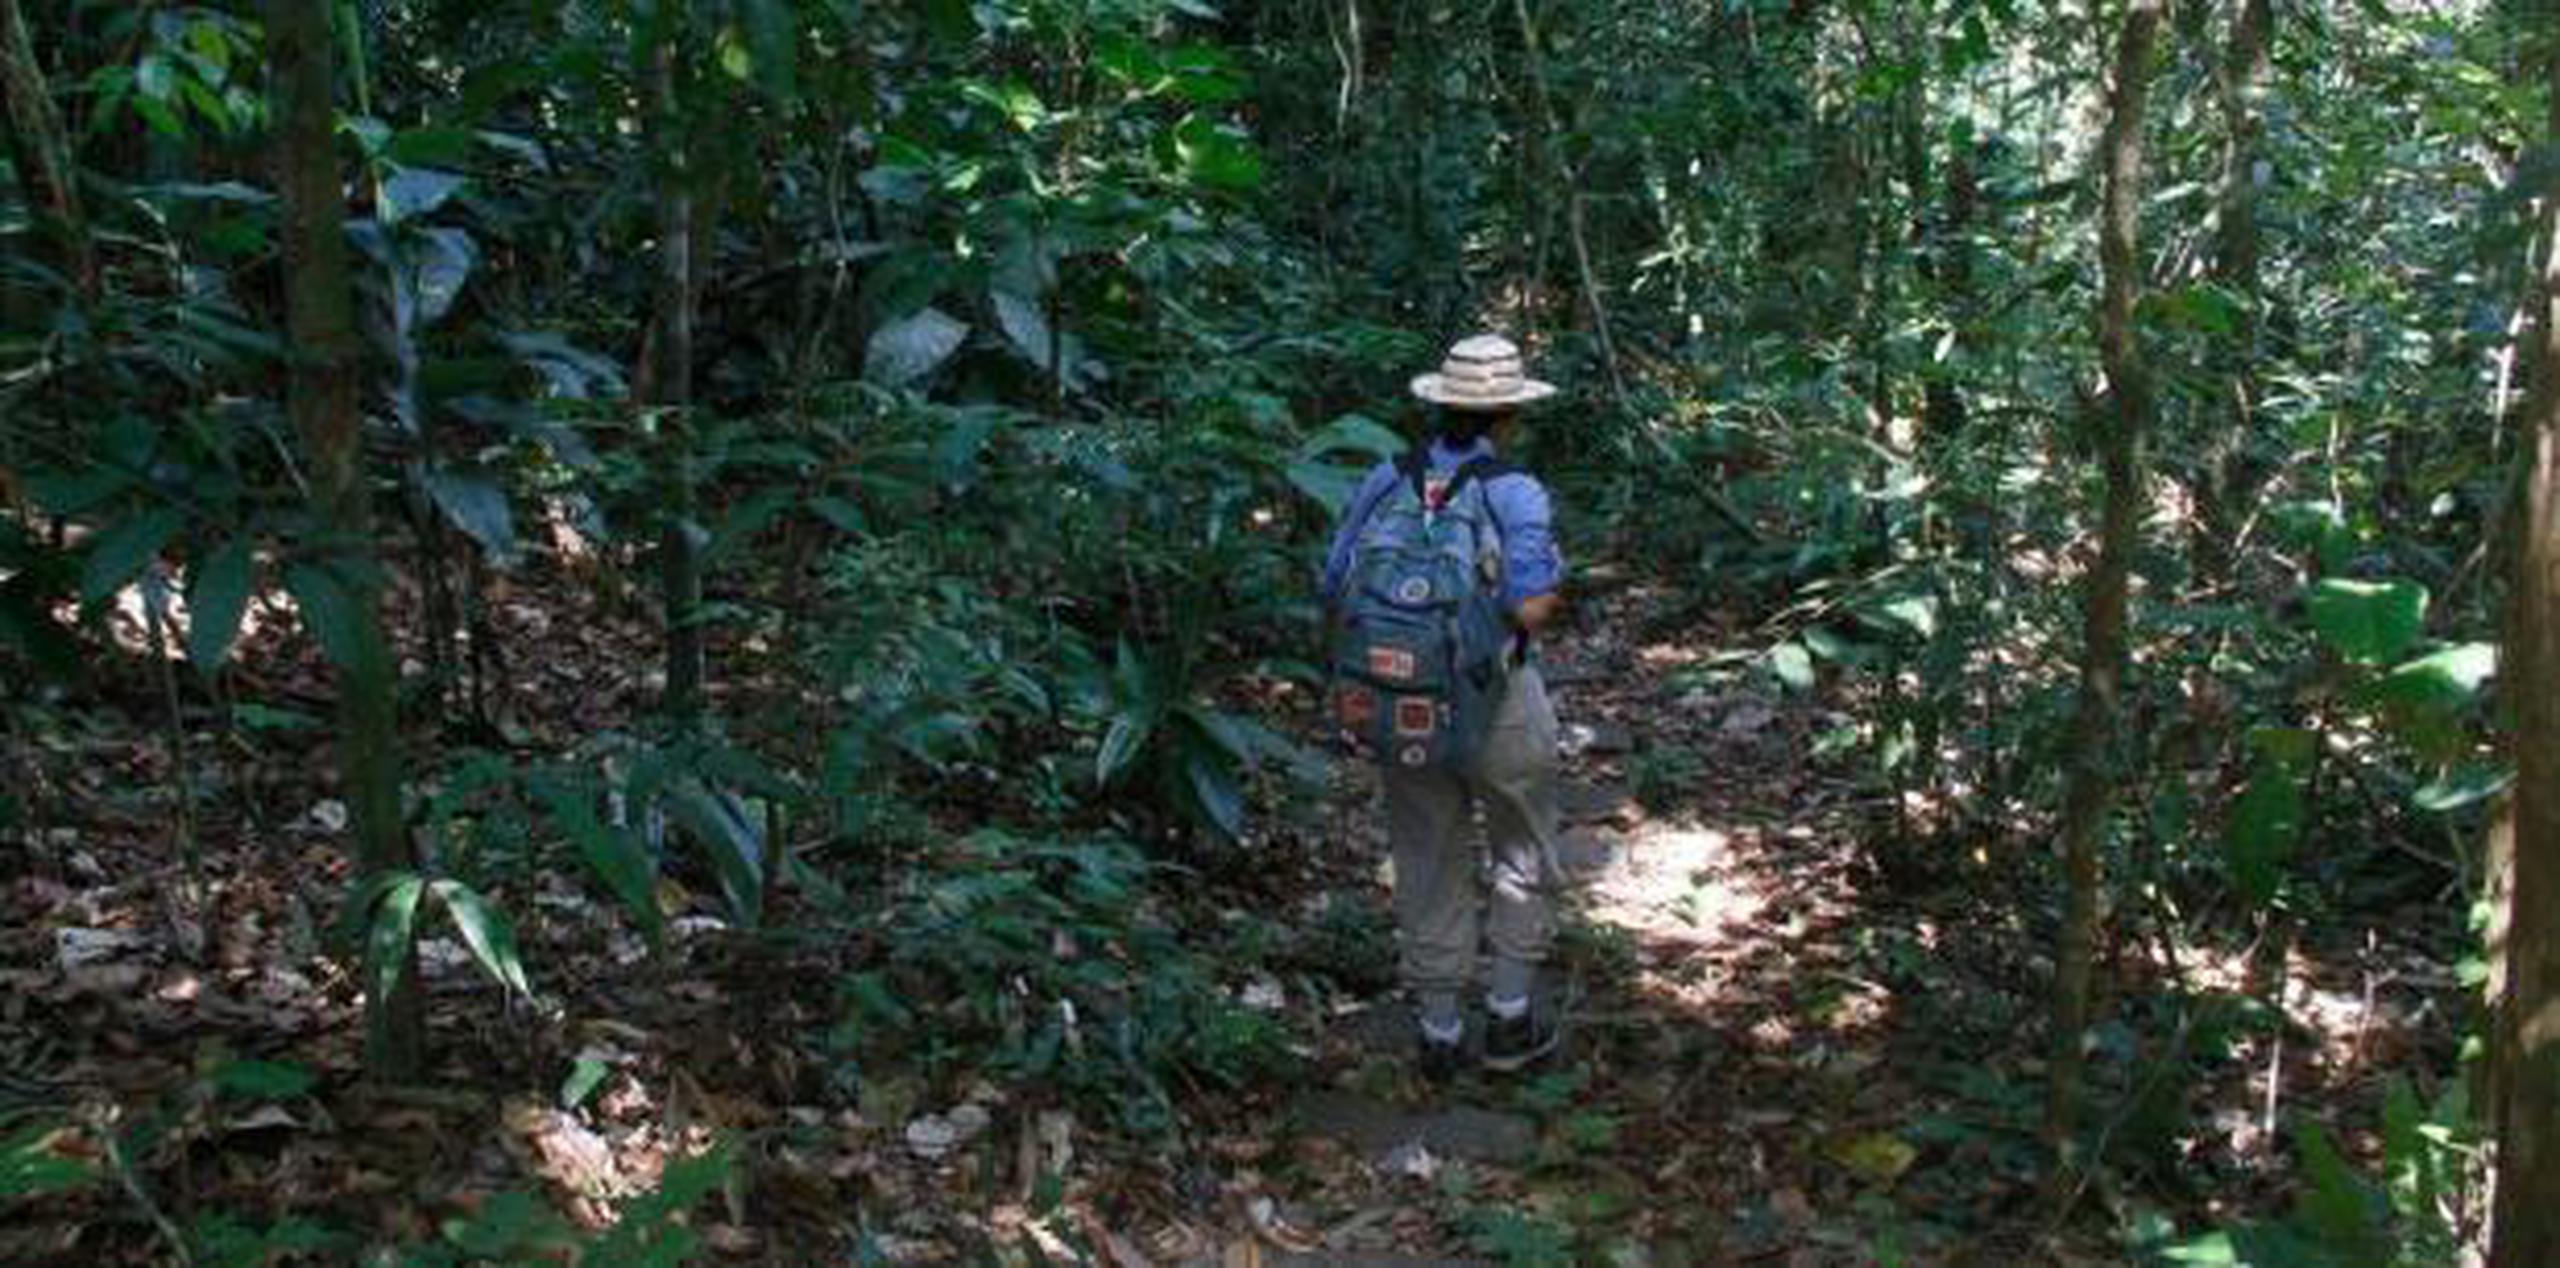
left=826, top=831, right=1302, bottom=1138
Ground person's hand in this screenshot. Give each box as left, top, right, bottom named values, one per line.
left=1511, top=591, right=1562, bottom=635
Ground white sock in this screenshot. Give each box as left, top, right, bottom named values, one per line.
left=1486, top=992, right=1530, bottom=1021
left=1420, top=1014, right=1464, bottom=1045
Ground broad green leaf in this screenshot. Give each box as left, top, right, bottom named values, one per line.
left=532, top=772, right=663, bottom=947
left=431, top=878, right=532, bottom=997
left=592, top=1143, right=732, bottom=1260
left=2159, top=1233, right=2242, bottom=1265
left=2245, top=725, right=2318, bottom=769
left=2305, top=579, right=2427, bottom=666
left=2225, top=760, right=2306, bottom=906
left=561, top=1056, right=610, bottom=1111
left=79, top=508, right=183, bottom=605
left=137, top=53, right=175, bottom=102
left=1826, top=1132, right=1917, bottom=1185
left=1171, top=115, right=1262, bottom=192
left=206, top=1058, right=316, bottom=1100
left=2293, top=1120, right=2382, bottom=1254
left=361, top=874, right=428, bottom=1034
left=0, top=1126, right=95, bottom=1199
left=1284, top=457, right=1366, bottom=514
left=1097, top=713, right=1154, bottom=786
left=1801, top=625, right=1868, bottom=665
left=863, top=307, right=967, bottom=387
left=993, top=289, right=1086, bottom=385
left=379, top=166, right=464, bottom=224
left=404, top=226, right=477, bottom=328
left=961, top=79, right=1047, bottom=131
left=1298, top=413, right=1407, bottom=460
left=2373, top=642, right=2497, bottom=714
left=667, top=780, right=765, bottom=928
left=2414, top=765, right=2510, bottom=814
left=1184, top=751, right=1246, bottom=839
left=1288, top=419, right=1401, bottom=510
left=2268, top=501, right=2352, bottom=573
left=1868, top=595, right=1939, bottom=639
left=443, top=1189, right=577, bottom=1257
left=185, top=537, right=254, bottom=673
left=498, top=328, right=624, bottom=399
left=1769, top=641, right=1815, bottom=691
left=741, top=0, right=799, bottom=101
left=2142, top=282, right=2243, bottom=336
left=283, top=561, right=376, bottom=674
left=420, top=465, right=517, bottom=565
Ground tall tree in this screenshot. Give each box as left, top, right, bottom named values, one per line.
left=2490, top=21, right=2560, bottom=1265
left=2193, top=0, right=2273, bottom=588
left=269, top=0, right=420, bottom=1078
left=0, top=0, right=94, bottom=299
left=646, top=14, right=705, bottom=730
left=2047, top=0, right=2164, bottom=1168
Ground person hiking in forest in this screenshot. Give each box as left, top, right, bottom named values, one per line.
left=1320, top=334, right=1567, bottom=1081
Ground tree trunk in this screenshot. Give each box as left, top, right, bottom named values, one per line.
left=2192, top=0, right=2273, bottom=589
left=268, top=0, right=420, bottom=1079
left=2490, top=26, right=2560, bottom=1266
left=1921, top=143, right=1976, bottom=443
left=1511, top=0, right=1629, bottom=410
left=2046, top=0, right=2163, bottom=1171
left=648, top=33, right=704, bottom=729
left=0, top=0, right=95, bottom=298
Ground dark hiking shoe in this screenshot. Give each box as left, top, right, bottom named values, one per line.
left=1481, top=1008, right=1558, bottom=1072
left=1417, top=1030, right=1468, bottom=1084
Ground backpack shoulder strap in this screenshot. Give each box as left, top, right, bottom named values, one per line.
left=1446, top=458, right=1519, bottom=535
left=1394, top=445, right=1433, bottom=504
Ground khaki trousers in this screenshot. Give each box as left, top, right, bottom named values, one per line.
left=1383, top=663, right=1563, bottom=1004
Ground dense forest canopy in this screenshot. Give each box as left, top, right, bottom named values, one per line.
left=2, top=0, right=2556, bottom=1264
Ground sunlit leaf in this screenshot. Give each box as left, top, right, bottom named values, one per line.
left=379, top=166, right=465, bottom=224
left=561, top=1057, right=610, bottom=1111
left=432, top=878, right=532, bottom=997
left=360, top=874, right=428, bottom=1035
left=2414, top=765, right=2510, bottom=814
left=2374, top=642, right=2497, bottom=712
left=2305, top=578, right=2427, bottom=666
left=864, top=307, right=968, bottom=387
left=1171, top=115, right=1263, bottom=191
left=1769, top=641, right=1815, bottom=691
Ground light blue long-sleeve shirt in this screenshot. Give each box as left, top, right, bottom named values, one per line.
left=1319, top=435, right=1563, bottom=613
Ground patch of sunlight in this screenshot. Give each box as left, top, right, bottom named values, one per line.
left=1587, top=823, right=1767, bottom=943
left=1636, top=642, right=1704, bottom=668
left=99, top=576, right=288, bottom=661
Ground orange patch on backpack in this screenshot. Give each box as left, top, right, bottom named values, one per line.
left=1394, top=697, right=1437, bottom=737
left=1367, top=646, right=1417, bottom=681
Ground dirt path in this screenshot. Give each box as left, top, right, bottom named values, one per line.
left=1167, top=583, right=2040, bottom=1267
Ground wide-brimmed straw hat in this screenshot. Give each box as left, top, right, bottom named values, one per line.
left=1409, top=334, right=1557, bottom=410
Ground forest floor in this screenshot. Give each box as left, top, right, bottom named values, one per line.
left=0, top=559, right=2473, bottom=1266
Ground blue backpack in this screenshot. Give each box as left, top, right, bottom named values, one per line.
left=1327, top=451, right=1518, bottom=772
